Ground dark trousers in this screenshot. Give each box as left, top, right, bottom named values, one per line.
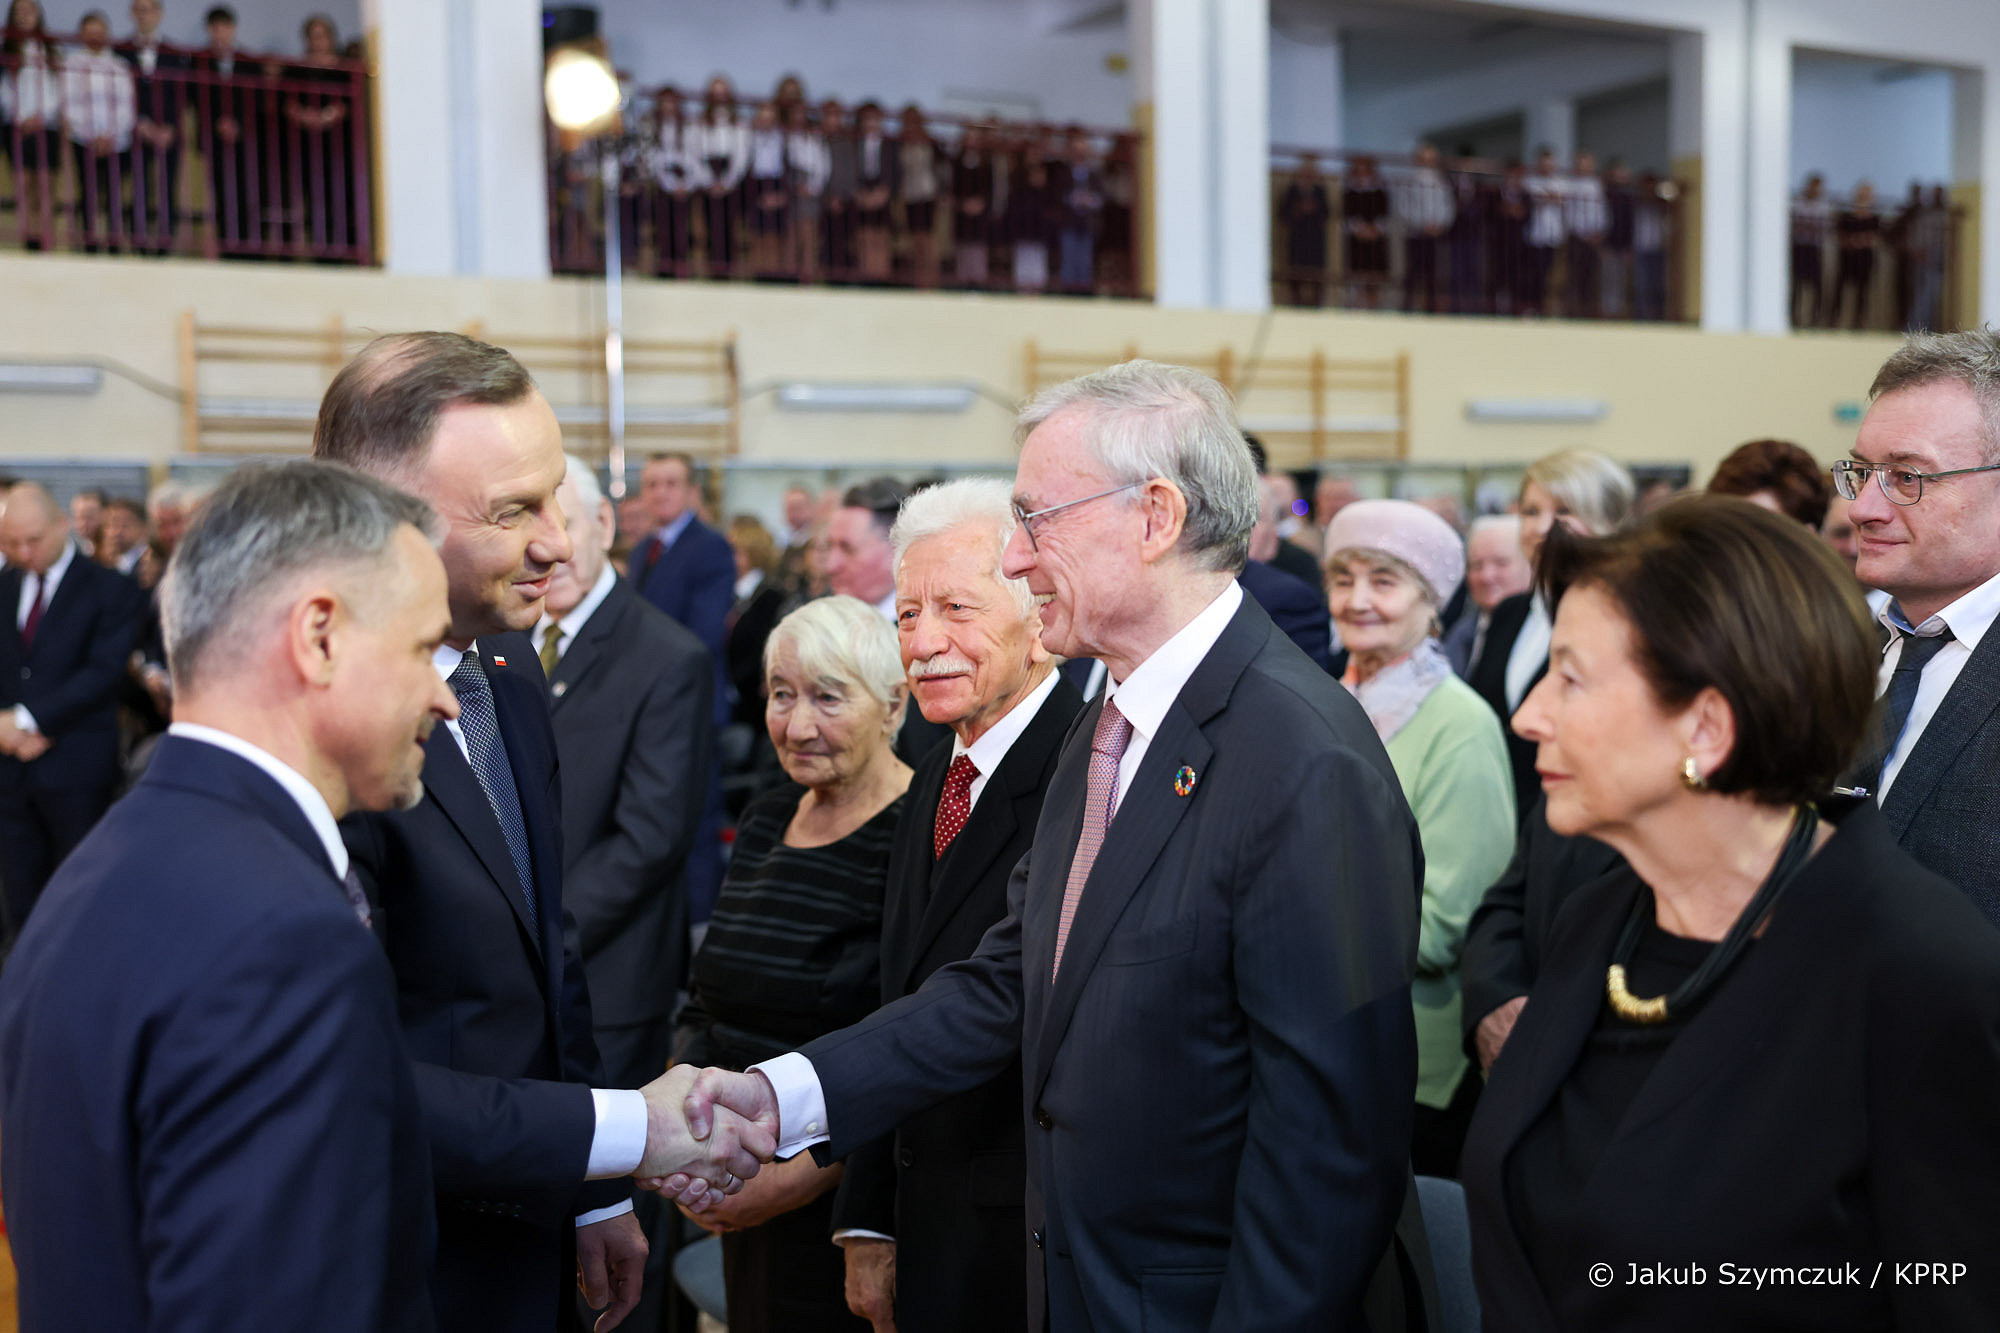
left=1404, top=233, right=1442, bottom=311
left=70, top=143, right=130, bottom=251
left=0, top=782, right=113, bottom=942
left=1566, top=236, right=1602, bottom=316
left=721, top=1190, right=871, bottom=1333
left=1526, top=244, right=1558, bottom=313
left=1410, top=1067, right=1482, bottom=1181
left=1835, top=251, right=1876, bottom=328
left=593, top=1017, right=683, bottom=1333
left=1635, top=251, right=1667, bottom=321
left=130, top=141, right=181, bottom=253
left=207, top=142, right=262, bottom=255
left=1790, top=241, right=1825, bottom=326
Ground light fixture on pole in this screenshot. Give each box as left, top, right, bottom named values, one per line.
left=544, top=44, right=630, bottom=498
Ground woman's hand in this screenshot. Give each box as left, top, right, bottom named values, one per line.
left=678, top=1152, right=841, bottom=1234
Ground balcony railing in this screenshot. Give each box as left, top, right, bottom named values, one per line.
left=1790, top=187, right=1968, bottom=333
left=1, top=33, right=371, bottom=262
left=549, top=94, right=1143, bottom=299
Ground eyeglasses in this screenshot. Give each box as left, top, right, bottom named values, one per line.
left=1011, top=481, right=1146, bottom=550
left=1833, top=458, right=2000, bottom=506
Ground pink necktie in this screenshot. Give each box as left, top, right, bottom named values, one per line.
left=933, top=754, right=979, bottom=859
left=1053, top=698, right=1132, bottom=978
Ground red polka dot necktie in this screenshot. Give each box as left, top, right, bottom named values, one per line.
left=1054, top=698, right=1132, bottom=979
left=933, top=754, right=979, bottom=860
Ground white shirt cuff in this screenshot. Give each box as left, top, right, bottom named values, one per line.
left=833, top=1229, right=895, bottom=1246
left=575, top=1199, right=636, bottom=1228
left=13, top=705, right=38, bottom=734
left=749, top=1051, right=831, bottom=1158
left=584, top=1088, right=650, bottom=1179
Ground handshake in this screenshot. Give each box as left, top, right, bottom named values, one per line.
left=634, top=1065, right=787, bottom=1209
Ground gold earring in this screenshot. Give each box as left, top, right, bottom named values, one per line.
left=1681, top=756, right=1706, bottom=790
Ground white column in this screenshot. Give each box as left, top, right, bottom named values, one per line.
left=364, top=0, right=550, bottom=278
left=1214, top=0, right=1271, bottom=310
left=1525, top=99, right=1576, bottom=162
left=1742, top=23, right=1791, bottom=333
left=1952, top=68, right=1998, bottom=324
left=1668, top=32, right=1702, bottom=161
left=1137, top=0, right=1213, bottom=307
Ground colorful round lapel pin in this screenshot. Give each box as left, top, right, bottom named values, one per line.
left=1173, top=765, right=1198, bottom=797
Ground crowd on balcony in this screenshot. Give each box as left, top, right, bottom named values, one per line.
left=0, top=1, right=368, bottom=260
left=549, top=73, right=1142, bottom=298
left=1276, top=144, right=1681, bottom=321
left=1790, top=172, right=1959, bottom=332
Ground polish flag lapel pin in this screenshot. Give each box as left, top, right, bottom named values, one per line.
left=492, top=655, right=508, bottom=667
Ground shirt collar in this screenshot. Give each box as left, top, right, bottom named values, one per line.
left=40, top=539, right=77, bottom=592
left=166, top=722, right=348, bottom=879
left=655, top=510, right=696, bottom=550
left=539, top=564, right=617, bottom=645
left=954, top=667, right=1060, bottom=776
left=1882, top=566, right=2000, bottom=652
left=1103, top=582, right=1243, bottom=749
left=434, top=639, right=475, bottom=681
left=735, top=568, right=765, bottom=601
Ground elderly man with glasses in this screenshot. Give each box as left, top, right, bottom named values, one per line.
left=1836, top=327, right=2000, bottom=927
left=674, top=360, right=1434, bottom=1333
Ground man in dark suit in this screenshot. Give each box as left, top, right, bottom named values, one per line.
left=541, top=453, right=716, bottom=1333
left=681, top=361, right=1429, bottom=1332
left=0, top=460, right=454, bottom=1331
left=1841, top=329, right=2000, bottom=926
left=0, top=481, right=146, bottom=939
left=315, top=333, right=771, bottom=1333
left=829, top=475, right=955, bottom=763
left=831, top=477, right=1084, bottom=1333
left=191, top=5, right=263, bottom=258
left=122, top=0, right=189, bottom=255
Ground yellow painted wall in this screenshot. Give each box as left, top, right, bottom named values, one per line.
left=0, top=253, right=1898, bottom=488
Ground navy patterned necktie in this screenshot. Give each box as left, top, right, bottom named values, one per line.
left=447, top=649, right=539, bottom=922
left=1861, top=625, right=1955, bottom=793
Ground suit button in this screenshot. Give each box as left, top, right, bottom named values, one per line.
left=1032, top=1229, right=1044, bottom=1249
left=898, top=1148, right=914, bottom=1168
left=1034, top=1107, right=1053, bottom=1130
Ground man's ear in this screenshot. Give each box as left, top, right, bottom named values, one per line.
left=1134, top=479, right=1188, bottom=565
left=286, top=589, right=342, bottom=687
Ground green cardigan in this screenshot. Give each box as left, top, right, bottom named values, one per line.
left=1381, top=674, right=1517, bottom=1108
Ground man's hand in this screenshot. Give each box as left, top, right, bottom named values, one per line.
left=13, top=732, right=51, bottom=762
left=677, top=1152, right=838, bottom=1236
left=637, top=1065, right=776, bottom=1186
left=683, top=1065, right=781, bottom=1142
left=1476, top=996, right=1528, bottom=1075
left=575, top=1210, right=647, bottom=1332
left=843, top=1237, right=897, bottom=1332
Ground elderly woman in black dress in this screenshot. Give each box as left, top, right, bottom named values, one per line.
left=1462, top=496, right=2000, bottom=1332
left=675, top=593, right=911, bottom=1333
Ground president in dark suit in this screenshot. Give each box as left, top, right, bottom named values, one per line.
left=1839, top=329, right=2000, bottom=926
left=0, top=481, right=146, bottom=937
left=830, top=478, right=1084, bottom=1333
left=0, top=461, right=453, bottom=1331
left=684, top=361, right=1428, bottom=1332
left=315, top=334, right=769, bottom=1333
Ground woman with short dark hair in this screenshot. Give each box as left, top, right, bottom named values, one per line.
left=1462, top=496, right=2000, bottom=1332
left=1704, top=437, right=1832, bottom=528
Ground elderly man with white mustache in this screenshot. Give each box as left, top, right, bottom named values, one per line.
left=830, top=477, right=1085, bottom=1333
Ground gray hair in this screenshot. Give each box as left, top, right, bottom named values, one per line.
left=562, top=453, right=604, bottom=509
left=1522, top=449, right=1635, bottom=537
left=888, top=477, right=1035, bottom=619
left=1016, top=359, right=1258, bottom=574
left=1869, top=327, right=2000, bottom=463
left=313, top=332, right=537, bottom=481
left=1468, top=513, right=1523, bottom=545
left=763, top=595, right=907, bottom=727
left=161, top=460, right=443, bottom=692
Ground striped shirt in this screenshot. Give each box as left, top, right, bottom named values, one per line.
left=677, top=782, right=906, bottom=1070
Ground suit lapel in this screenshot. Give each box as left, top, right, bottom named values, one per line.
left=882, top=750, right=951, bottom=989
left=420, top=726, right=544, bottom=953
left=484, top=639, right=561, bottom=965
left=550, top=582, right=629, bottom=710
left=1880, top=627, right=2000, bottom=836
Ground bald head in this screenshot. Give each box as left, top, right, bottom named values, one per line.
left=0, top=483, right=69, bottom=574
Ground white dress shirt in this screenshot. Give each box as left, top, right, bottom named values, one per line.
left=754, top=581, right=1245, bottom=1160
left=167, top=722, right=348, bottom=878
left=533, top=564, right=616, bottom=668
left=429, top=639, right=647, bottom=1220
left=1504, top=593, right=1552, bottom=712
left=956, top=669, right=1060, bottom=811
left=1875, top=568, right=2000, bottom=801
left=13, top=540, right=77, bottom=734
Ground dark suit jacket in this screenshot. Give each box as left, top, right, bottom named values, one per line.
left=0, top=736, right=433, bottom=1332
left=802, top=594, right=1424, bottom=1333
left=1465, top=591, right=1544, bottom=819
left=0, top=553, right=145, bottom=795
left=341, top=634, right=626, bottom=1333
left=1463, top=800, right=2000, bottom=1332
left=725, top=578, right=785, bottom=728
left=830, top=677, right=1084, bottom=1333
left=1457, top=795, right=1624, bottom=1051
left=119, top=40, right=190, bottom=130
left=631, top=516, right=736, bottom=727
left=1268, top=537, right=1323, bottom=591
left=549, top=579, right=713, bottom=1030
left=1875, top=623, right=2000, bottom=926
left=1239, top=559, right=1333, bottom=672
